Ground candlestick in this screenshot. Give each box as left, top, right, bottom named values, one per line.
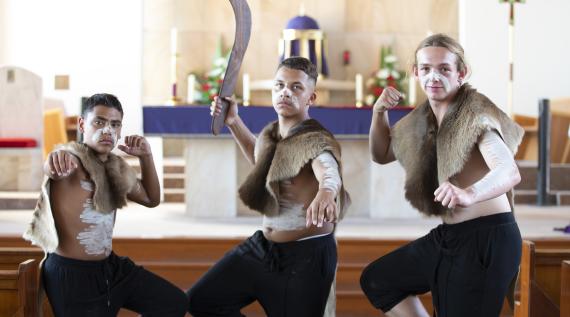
left=355, top=73, right=363, bottom=107
left=242, top=73, right=250, bottom=106
left=166, top=27, right=181, bottom=105
left=170, top=28, right=178, bottom=84
left=187, top=74, right=195, bottom=104
left=408, top=75, right=416, bottom=106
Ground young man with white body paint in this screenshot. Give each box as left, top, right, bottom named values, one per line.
left=24, top=94, right=187, bottom=316
left=360, top=34, right=524, bottom=317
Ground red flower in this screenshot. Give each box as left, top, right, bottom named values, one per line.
left=373, top=87, right=384, bottom=97
left=387, top=77, right=397, bottom=89
left=202, top=83, right=211, bottom=91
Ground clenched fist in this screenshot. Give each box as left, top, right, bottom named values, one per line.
left=373, top=87, right=402, bottom=113
left=46, top=150, right=79, bottom=178
left=118, top=135, right=152, bottom=157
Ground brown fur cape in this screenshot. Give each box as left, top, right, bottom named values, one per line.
left=391, top=84, right=524, bottom=216
left=23, top=142, right=137, bottom=252
left=238, top=119, right=350, bottom=218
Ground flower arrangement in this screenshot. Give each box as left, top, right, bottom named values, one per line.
left=364, top=46, right=408, bottom=106
left=188, top=39, right=230, bottom=104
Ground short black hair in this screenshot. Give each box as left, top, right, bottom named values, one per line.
left=83, top=93, right=124, bottom=118
left=278, top=57, right=318, bottom=85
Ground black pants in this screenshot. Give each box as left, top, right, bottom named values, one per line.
left=360, top=212, right=521, bottom=317
left=42, top=252, right=187, bottom=317
left=187, top=230, right=337, bottom=317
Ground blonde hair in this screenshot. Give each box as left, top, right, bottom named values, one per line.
left=414, top=33, right=468, bottom=75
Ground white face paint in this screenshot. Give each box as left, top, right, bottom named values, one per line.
left=416, top=47, right=464, bottom=103
left=271, top=67, right=314, bottom=119
left=421, top=70, right=452, bottom=92
left=91, top=125, right=118, bottom=147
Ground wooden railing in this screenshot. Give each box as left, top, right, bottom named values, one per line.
left=0, top=259, right=38, bottom=317
left=1, top=236, right=569, bottom=316
left=514, top=240, right=570, bottom=317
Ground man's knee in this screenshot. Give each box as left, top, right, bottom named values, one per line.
left=360, top=260, right=403, bottom=312
left=360, top=260, right=388, bottom=296
left=186, top=287, right=200, bottom=314
left=186, top=285, right=212, bottom=316
left=171, top=288, right=189, bottom=316
left=158, top=286, right=188, bottom=316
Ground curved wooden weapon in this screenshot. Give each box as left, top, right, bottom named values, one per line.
left=211, top=0, right=252, bottom=135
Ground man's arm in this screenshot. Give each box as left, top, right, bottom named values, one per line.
left=434, top=130, right=521, bottom=208
left=468, top=130, right=521, bottom=202
left=120, top=135, right=160, bottom=208
left=306, top=152, right=342, bottom=227
left=211, top=96, right=257, bottom=164
left=369, top=87, right=400, bottom=164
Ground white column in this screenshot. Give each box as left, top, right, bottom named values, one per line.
left=370, top=161, right=419, bottom=219
left=185, top=139, right=237, bottom=217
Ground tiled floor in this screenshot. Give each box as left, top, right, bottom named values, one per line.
left=1, top=203, right=569, bottom=240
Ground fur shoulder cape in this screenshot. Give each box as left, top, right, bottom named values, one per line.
left=23, top=142, right=137, bottom=252
left=239, top=119, right=350, bottom=218
left=391, top=84, right=524, bottom=216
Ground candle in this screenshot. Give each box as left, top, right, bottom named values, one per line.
left=170, top=27, right=178, bottom=55
left=355, top=73, right=363, bottom=106
left=187, top=74, right=195, bottom=104
left=170, top=28, right=178, bottom=85
left=242, top=73, right=250, bottom=106
left=408, top=75, right=416, bottom=106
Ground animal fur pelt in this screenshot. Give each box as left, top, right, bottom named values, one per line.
left=23, top=142, right=137, bottom=252
left=238, top=119, right=350, bottom=218
left=391, top=84, right=524, bottom=216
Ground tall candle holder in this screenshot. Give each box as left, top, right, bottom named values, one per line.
left=355, top=73, right=363, bottom=108
left=242, top=73, right=250, bottom=106
left=166, top=28, right=182, bottom=105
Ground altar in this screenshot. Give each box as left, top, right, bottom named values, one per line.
left=143, top=105, right=421, bottom=219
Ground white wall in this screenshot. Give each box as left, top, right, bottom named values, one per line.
left=0, top=0, right=6, bottom=63
left=460, top=0, right=570, bottom=117
left=516, top=0, right=570, bottom=115
left=0, top=0, right=143, bottom=136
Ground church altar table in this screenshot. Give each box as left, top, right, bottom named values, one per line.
left=143, top=105, right=411, bottom=137
left=142, top=105, right=420, bottom=219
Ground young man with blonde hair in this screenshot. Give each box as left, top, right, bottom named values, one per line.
left=361, top=34, right=524, bottom=317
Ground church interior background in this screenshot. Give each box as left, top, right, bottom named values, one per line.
left=0, top=0, right=569, bottom=316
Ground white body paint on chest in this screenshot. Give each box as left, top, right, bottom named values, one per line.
left=77, top=180, right=115, bottom=256
left=262, top=152, right=341, bottom=231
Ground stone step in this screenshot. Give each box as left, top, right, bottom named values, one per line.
left=163, top=174, right=185, bottom=189
left=0, top=186, right=187, bottom=209
left=516, top=162, right=570, bottom=191
left=164, top=164, right=185, bottom=174
left=130, top=164, right=185, bottom=175
left=164, top=188, right=185, bottom=203
left=162, top=157, right=185, bottom=174
left=0, top=191, right=38, bottom=209
left=514, top=189, right=570, bottom=205
left=125, top=157, right=185, bottom=175
left=124, top=156, right=185, bottom=194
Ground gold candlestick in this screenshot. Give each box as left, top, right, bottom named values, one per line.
left=166, top=28, right=182, bottom=105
